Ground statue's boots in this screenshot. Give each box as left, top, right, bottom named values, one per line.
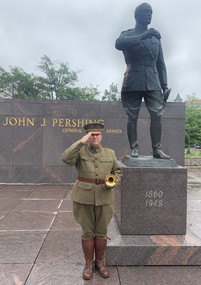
left=127, top=121, right=139, bottom=157
left=95, top=237, right=110, bottom=278
left=153, top=148, right=170, bottom=159
left=82, top=237, right=94, bottom=280
left=131, top=146, right=139, bottom=157
left=150, top=122, right=170, bottom=159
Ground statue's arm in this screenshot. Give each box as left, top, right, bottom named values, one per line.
left=115, top=30, right=142, bottom=50
left=156, top=43, right=168, bottom=91
left=115, top=28, right=161, bottom=51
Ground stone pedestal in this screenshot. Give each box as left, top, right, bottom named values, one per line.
left=106, top=217, right=201, bottom=265
left=105, top=156, right=194, bottom=266
left=106, top=156, right=201, bottom=266
left=115, top=156, right=187, bottom=235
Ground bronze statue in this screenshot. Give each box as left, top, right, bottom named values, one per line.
left=115, top=3, right=171, bottom=159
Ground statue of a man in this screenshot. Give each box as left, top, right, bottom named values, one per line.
left=115, top=3, right=170, bottom=159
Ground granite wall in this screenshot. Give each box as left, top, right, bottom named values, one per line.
left=0, top=99, right=185, bottom=183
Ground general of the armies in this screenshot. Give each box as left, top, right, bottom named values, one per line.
left=115, top=2, right=171, bottom=159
